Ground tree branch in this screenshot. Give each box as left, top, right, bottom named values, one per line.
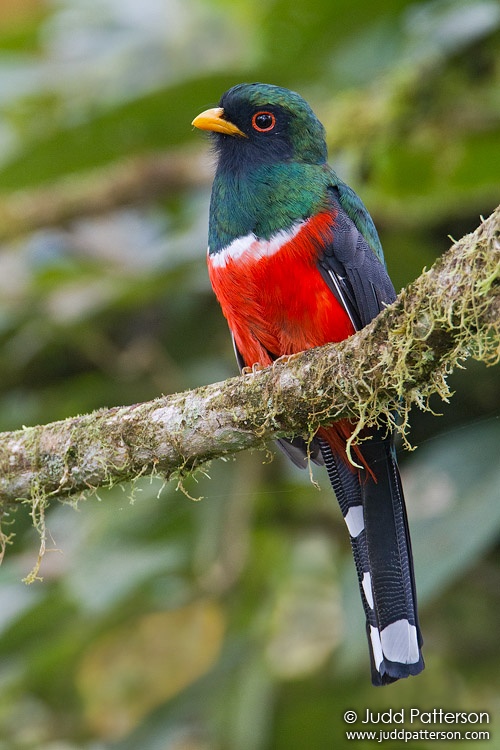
left=0, top=206, right=498, bottom=514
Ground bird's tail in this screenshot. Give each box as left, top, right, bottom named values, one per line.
left=319, top=432, right=424, bottom=685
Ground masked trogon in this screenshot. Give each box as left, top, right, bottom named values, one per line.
left=192, top=82, right=424, bottom=685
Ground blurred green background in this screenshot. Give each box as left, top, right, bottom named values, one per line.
left=0, top=0, right=499, bottom=748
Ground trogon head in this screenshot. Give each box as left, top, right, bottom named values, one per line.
left=192, top=82, right=328, bottom=172
left=192, top=83, right=334, bottom=248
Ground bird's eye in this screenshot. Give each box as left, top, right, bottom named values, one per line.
left=252, top=111, right=276, bottom=132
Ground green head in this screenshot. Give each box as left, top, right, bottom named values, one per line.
left=193, top=82, right=328, bottom=171
left=193, top=83, right=332, bottom=250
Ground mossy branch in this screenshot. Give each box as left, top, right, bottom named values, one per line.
left=0, top=206, right=498, bottom=513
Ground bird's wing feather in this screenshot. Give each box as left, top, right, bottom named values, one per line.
left=318, top=186, right=396, bottom=330
left=333, top=178, right=385, bottom=264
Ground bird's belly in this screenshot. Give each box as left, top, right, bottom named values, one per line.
left=208, top=230, right=354, bottom=367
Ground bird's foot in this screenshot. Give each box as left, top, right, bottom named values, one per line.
left=242, top=362, right=265, bottom=375
left=273, top=352, right=302, bottom=366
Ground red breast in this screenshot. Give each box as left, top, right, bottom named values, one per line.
left=208, top=211, right=355, bottom=368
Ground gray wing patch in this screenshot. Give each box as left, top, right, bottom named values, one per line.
left=318, top=195, right=396, bottom=329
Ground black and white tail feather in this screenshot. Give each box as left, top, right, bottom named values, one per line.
left=238, top=354, right=425, bottom=684
left=318, top=434, right=423, bottom=685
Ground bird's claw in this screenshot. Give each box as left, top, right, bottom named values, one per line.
left=274, top=352, right=302, bottom=366
left=242, top=362, right=265, bottom=375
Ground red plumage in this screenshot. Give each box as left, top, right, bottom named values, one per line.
left=208, top=210, right=364, bottom=463
left=208, top=211, right=354, bottom=362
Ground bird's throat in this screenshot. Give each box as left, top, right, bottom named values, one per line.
left=208, top=162, right=330, bottom=254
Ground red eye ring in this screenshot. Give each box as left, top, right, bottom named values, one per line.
left=252, top=111, right=276, bottom=132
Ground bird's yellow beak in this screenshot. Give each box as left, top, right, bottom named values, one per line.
left=191, top=107, right=247, bottom=137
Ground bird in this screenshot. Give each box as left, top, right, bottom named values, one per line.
left=192, top=82, right=424, bottom=685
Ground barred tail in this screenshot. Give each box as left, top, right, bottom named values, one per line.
left=319, top=433, right=424, bottom=685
